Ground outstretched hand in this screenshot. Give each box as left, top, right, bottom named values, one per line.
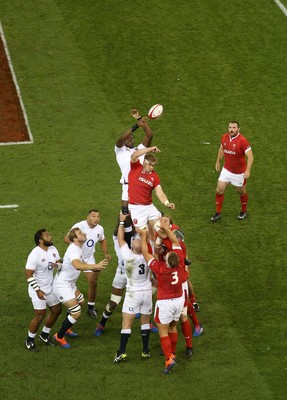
left=130, top=109, right=141, bottom=119
left=150, top=146, right=161, bottom=153
left=93, top=258, right=109, bottom=272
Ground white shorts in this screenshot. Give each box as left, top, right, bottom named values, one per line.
left=112, top=270, right=127, bottom=290
left=121, top=183, right=129, bottom=202
left=122, top=290, right=153, bottom=315
left=83, top=257, right=96, bottom=274
left=53, top=282, right=78, bottom=303
left=28, top=287, right=60, bottom=310
left=128, top=203, right=161, bottom=228
left=219, top=167, right=245, bottom=187
left=154, top=297, right=185, bottom=324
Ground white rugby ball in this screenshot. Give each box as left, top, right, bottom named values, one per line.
left=148, top=104, right=163, bottom=119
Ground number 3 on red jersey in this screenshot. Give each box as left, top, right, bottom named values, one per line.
left=171, top=271, right=178, bottom=285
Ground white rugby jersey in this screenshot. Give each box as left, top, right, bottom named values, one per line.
left=120, top=243, right=151, bottom=292
left=114, top=143, right=145, bottom=184
left=68, top=220, right=105, bottom=262
left=113, top=235, right=125, bottom=275
left=25, top=246, right=60, bottom=294
left=54, top=243, right=83, bottom=285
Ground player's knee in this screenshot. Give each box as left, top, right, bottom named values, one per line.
left=35, top=312, right=46, bottom=323
left=110, top=294, right=122, bottom=307
left=76, top=293, right=85, bottom=305
left=51, top=303, right=62, bottom=317
left=68, top=303, right=82, bottom=319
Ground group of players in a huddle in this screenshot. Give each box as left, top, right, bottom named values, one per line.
left=25, top=109, right=253, bottom=375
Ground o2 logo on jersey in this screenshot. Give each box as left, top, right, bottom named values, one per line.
left=86, top=239, right=95, bottom=248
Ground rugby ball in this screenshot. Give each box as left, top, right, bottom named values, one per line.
left=148, top=104, right=163, bottom=119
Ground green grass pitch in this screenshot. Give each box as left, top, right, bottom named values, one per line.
left=0, top=1, right=286, bottom=399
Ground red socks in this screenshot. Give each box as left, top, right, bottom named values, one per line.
left=160, top=336, right=171, bottom=359
left=215, top=193, right=224, bottom=213
left=240, top=193, right=248, bottom=212
left=187, top=301, right=200, bottom=326
left=180, top=319, right=192, bottom=348
left=216, top=192, right=248, bottom=213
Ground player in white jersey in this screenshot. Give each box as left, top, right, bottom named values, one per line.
left=113, top=213, right=153, bottom=364
left=114, top=109, right=153, bottom=215
left=64, top=209, right=111, bottom=319
left=25, top=229, right=62, bottom=352
left=94, top=218, right=131, bottom=336
left=53, top=227, right=109, bottom=349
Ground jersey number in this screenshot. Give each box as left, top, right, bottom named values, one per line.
left=139, top=264, right=145, bottom=275
left=171, top=271, right=179, bottom=285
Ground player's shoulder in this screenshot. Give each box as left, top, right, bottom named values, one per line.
left=71, top=220, right=86, bottom=230
left=48, top=245, right=59, bottom=254
left=115, top=144, right=125, bottom=152
left=28, top=246, right=42, bottom=257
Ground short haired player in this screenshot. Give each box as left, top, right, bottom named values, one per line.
left=25, top=229, right=62, bottom=351
left=113, top=213, right=153, bottom=363
left=211, top=121, right=254, bottom=222
left=128, top=146, right=175, bottom=230
left=53, top=228, right=108, bottom=348
left=138, top=221, right=186, bottom=374
left=64, top=209, right=111, bottom=319
left=115, top=109, right=153, bottom=215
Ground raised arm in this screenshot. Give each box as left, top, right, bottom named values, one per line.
left=137, top=228, right=154, bottom=263
left=131, top=146, right=160, bottom=163
left=160, top=219, right=180, bottom=247
left=115, top=109, right=153, bottom=148
left=117, top=213, right=128, bottom=248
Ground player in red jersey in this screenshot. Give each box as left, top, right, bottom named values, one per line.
left=211, top=121, right=254, bottom=222
left=154, top=217, right=203, bottom=358
left=128, top=146, right=175, bottom=230
left=137, top=220, right=186, bottom=374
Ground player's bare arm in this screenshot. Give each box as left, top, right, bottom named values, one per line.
left=215, top=145, right=224, bottom=172
left=99, top=239, right=112, bottom=261
left=244, top=149, right=254, bottom=178
left=137, top=228, right=154, bottom=263
left=117, top=213, right=128, bottom=247
left=115, top=127, right=134, bottom=148
left=160, top=220, right=180, bottom=247
left=139, top=117, right=153, bottom=147
left=72, top=258, right=108, bottom=272
left=25, top=269, right=46, bottom=300
left=131, top=146, right=161, bottom=163
left=154, top=186, right=175, bottom=210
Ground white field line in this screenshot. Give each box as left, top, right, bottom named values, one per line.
left=0, top=204, right=19, bottom=208
left=0, top=21, right=34, bottom=145
left=274, top=0, right=287, bottom=16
